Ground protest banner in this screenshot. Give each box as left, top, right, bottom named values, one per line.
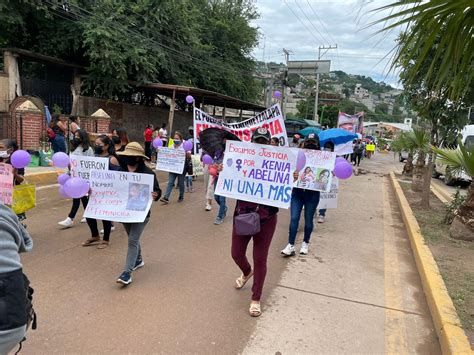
left=214, top=141, right=297, bottom=209
left=337, top=112, right=364, bottom=134
left=0, top=163, right=14, bottom=205
left=193, top=104, right=288, bottom=153
left=156, top=147, right=185, bottom=174
left=70, top=155, right=109, bottom=181
left=191, top=155, right=203, bottom=176
left=294, top=149, right=336, bottom=192
left=318, top=178, right=339, bottom=209
left=84, top=170, right=154, bottom=223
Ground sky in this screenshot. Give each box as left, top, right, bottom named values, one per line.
left=252, top=0, right=404, bottom=87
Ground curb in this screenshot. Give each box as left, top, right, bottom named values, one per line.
left=431, top=183, right=451, bottom=204
left=25, top=170, right=64, bottom=186
left=390, top=172, right=472, bottom=354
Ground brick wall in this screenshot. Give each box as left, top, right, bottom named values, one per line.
left=15, top=111, right=45, bottom=150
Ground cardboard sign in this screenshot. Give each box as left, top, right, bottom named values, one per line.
left=294, top=149, right=336, bottom=192
left=191, top=155, right=203, bottom=176
left=156, top=147, right=185, bottom=174
left=0, top=163, right=14, bottom=205
left=84, top=170, right=154, bottom=223
left=193, top=104, right=288, bottom=153
left=318, top=178, right=339, bottom=209
left=214, top=141, right=297, bottom=209
left=70, top=155, right=109, bottom=181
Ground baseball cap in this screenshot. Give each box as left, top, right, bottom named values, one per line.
left=252, top=127, right=271, bottom=143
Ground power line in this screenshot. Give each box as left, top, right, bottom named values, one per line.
left=283, top=0, right=322, bottom=44
left=294, top=1, right=327, bottom=45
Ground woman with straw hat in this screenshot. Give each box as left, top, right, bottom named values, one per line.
left=116, top=142, right=161, bottom=285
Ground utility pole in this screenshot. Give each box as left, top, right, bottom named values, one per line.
left=314, top=44, right=337, bottom=123
left=282, top=48, right=291, bottom=116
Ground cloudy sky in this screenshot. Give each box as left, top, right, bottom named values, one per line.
left=252, top=0, right=404, bottom=87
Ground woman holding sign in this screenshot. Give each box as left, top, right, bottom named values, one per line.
left=160, top=132, right=187, bottom=204
left=231, top=128, right=279, bottom=317
left=281, top=133, right=321, bottom=256
left=116, top=142, right=161, bottom=285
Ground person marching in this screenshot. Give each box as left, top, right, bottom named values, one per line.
left=160, top=132, right=187, bottom=204
left=281, top=133, right=321, bottom=256
left=144, top=124, right=153, bottom=159
left=116, top=142, right=161, bottom=285
left=50, top=114, right=68, bottom=153
left=231, top=128, right=279, bottom=317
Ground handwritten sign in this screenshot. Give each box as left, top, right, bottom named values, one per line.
left=84, top=170, right=154, bottom=223
left=318, top=178, right=339, bottom=209
left=70, top=155, right=109, bottom=181
left=0, top=163, right=14, bottom=205
left=294, top=149, right=336, bottom=192
left=214, top=141, right=297, bottom=209
left=191, top=155, right=203, bottom=176
left=156, top=147, right=185, bottom=174
left=194, top=104, right=289, bottom=153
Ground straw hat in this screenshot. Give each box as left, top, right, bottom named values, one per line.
left=116, top=142, right=149, bottom=159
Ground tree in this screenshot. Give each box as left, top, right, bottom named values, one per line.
left=391, top=132, right=414, bottom=176
left=405, top=128, right=430, bottom=193
left=432, top=143, right=474, bottom=239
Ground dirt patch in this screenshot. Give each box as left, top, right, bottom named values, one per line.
left=399, top=179, right=474, bottom=346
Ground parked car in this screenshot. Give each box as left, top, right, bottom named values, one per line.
left=285, top=118, right=321, bottom=138
left=434, top=124, right=474, bottom=185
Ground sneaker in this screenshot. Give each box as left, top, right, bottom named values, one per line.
left=317, top=216, right=325, bottom=223
left=80, top=217, right=87, bottom=223
left=205, top=204, right=212, bottom=211
left=133, top=257, right=145, bottom=271
left=214, top=217, right=223, bottom=225
left=300, top=242, right=309, bottom=255
left=58, top=217, right=73, bottom=228
left=160, top=197, right=169, bottom=204
left=178, top=197, right=184, bottom=202
left=100, top=226, right=116, bottom=235
left=116, top=271, right=132, bottom=285
left=281, top=243, right=296, bottom=256
left=189, top=188, right=194, bottom=193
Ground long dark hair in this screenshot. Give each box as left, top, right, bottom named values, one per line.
left=51, top=113, right=61, bottom=128
left=113, top=127, right=129, bottom=146
left=74, top=129, right=90, bottom=152
left=97, top=135, right=116, bottom=156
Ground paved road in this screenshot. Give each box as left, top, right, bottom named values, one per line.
left=19, top=153, right=440, bottom=353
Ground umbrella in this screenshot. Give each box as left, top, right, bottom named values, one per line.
left=318, top=128, right=358, bottom=145
left=199, top=128, right=240, bottom=158
left=299, top=126, right=322, bottom=137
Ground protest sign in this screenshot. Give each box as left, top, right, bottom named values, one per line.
left=70, top=155, right=109, bottom=181
left=334, top=141, right=354, bottom=156
left=0, top=163, right=14, bottom=205
left=318, top=178, right=339, bottom=209
left=156, top=147, right=185, bottom=174
left=214, top=141, right=297, bottom=209
left=84, top=170, right=154, bottom=223
left=294, top=149, right=336, bottom=192
left=193, top=104, right=288, bottom=153
left=191, top=155, right=203, bottom=176
left=337, top=112, right=364, bottom=134
left=366, top=143, right=375, bottom=152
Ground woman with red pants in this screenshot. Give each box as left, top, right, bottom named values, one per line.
left=231, top=128, right=279, bottom=317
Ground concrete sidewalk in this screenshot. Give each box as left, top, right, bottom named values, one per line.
left=244, top=155, right=440, bottom=353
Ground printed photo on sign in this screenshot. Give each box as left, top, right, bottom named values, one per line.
left=191, top=155, right=203, bottom=176
left=126, top=183, right=150, bottom=211
left=193, top=104, right=288, bottom=153
left=337, top=112, right=364, bottom=134
left=156, top=147, right=186, bottom=174
left=70, top=155, right=109, bottom=181
left=294, top=149, right=336, bottom=192
left=0, top=163, right=14, bottom=205
left=214, top=141, right=297, bottom=209
left=84, top=170, right=154, bottom=223
left=318, top=178, right=339, bottom=209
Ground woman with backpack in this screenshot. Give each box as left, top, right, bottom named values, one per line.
left=49, top=114, right=67, bottom=153
left=0, top=203, right=34, bottom=355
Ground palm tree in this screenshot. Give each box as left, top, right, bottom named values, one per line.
left=406, top=128, right=430, bottom=192
left=372, top=0, right=473, bottom=103
left=432, top=143, right=474, bottom=240
left=391, top=132, right=414, bottom=176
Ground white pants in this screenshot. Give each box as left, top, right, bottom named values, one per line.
left=0, top=325, right=26, bottom=355
left=203, top=165, right=214, bottom=201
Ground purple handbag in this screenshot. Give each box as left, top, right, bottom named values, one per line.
left=234, top=205, right=261, bottom=236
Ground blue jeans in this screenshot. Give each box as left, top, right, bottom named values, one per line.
left=214, top=178, right=226, bottom=219
left=288, top=189, right=320, bottom=245
left=164, top=172, right=185, bottom=200
left=319, top=209, right=326, bottom=217
left=51, top=133, right=66, bottom=153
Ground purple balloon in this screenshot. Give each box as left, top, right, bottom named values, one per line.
left=59, top=185, right=70, bottom=199
left=52, top=152, right=70, bottom=168
left=183, top=140, right=193, bottom=152
left=57, top=173, right=70, bottom=185
left=296, top=150, right=306, bottom=171
left=335, top=157, right=347, bottom=165
left=10, top=150, right=31, bottom=169
left=273, top=90, right=282, bottom=99
left=186, top=95, right=194, bottom=104
left=63, top=177, right=88, bottom=198
left=152, top=137, right=163, bottom=148
left=202, top=154, right=213, bottom=165
left=334, top=161, right=353, bottom=180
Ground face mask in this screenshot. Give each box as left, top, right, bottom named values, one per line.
left=94, top=146, right=103, bottom=155
left=125, top=156, right=138, bottom=166
left=72, top=138, right=81, bottom=146
left=0, top=150, right=10, bottom=159
left=305, top=143, right=318, bottom=150
left=174, top=140, right=181, bottom=145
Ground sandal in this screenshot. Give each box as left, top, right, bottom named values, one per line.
left=235, top=270, right=254, bottom=289
left=249, top=302, right=261, bottom=317
left=82, top=237, right=100, bottom=246
left=97, top=241, right=109, bottom=249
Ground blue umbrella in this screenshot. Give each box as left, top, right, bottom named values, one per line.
left=298, top=126, right=322, bottom=137
left=318, top=128, right=358, bottom=145
left=45, top=105, right=52, bottom=125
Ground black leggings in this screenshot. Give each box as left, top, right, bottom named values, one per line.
left=70, top=196, right=112, bottom=241
left=355, top=153, right=362, bottom=166
left=68, top=196, right=88, bottom=219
